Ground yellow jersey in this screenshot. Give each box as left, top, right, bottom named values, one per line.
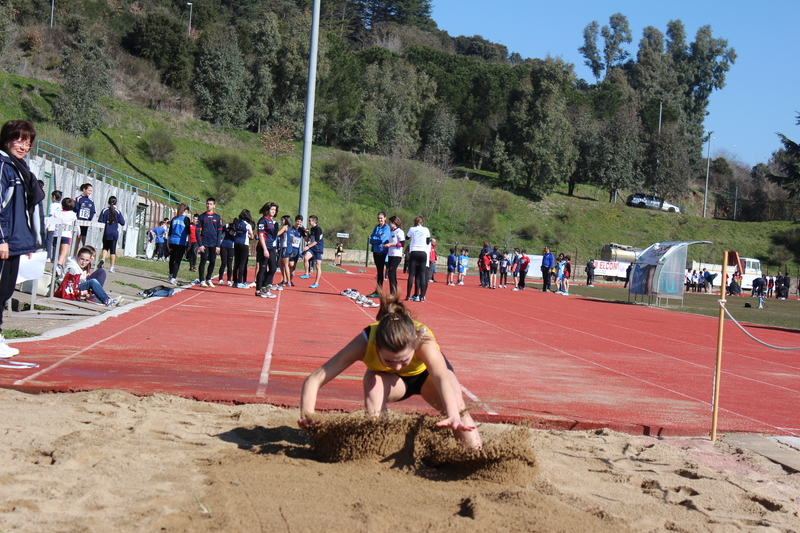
left=361, top=321, right=437, bottom=377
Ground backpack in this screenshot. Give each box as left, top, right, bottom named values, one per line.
left=55, top=272, right=82, bottom=301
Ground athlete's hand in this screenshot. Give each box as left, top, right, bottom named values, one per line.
left=0, top=243, right=8, bottom=260
left=435, top=416, right=476, bottom=431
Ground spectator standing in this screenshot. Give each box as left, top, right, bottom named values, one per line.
left=97, top=196, right=125, bottom=273
left=446, top=247, right=457, bottom=286
left=232, top=209, right=254, bottom=288
left=334, top=243, right=343, bottom=266
left=186, top=214, right=199, bottom=272
left=586, top=259, right=595, bottom=287
left=167, top=204, right=191, bottom=284
left=255, top=202, right=279, bottom=297
left=53, top=197, right=77, bottom=274
left=149, top=220, right=168, bottom=261
left=301, top=215, right=324, bottom=289
left=767, top=276, right=774, bottom=298
left=45, top=190, right=62, bottom=261
left=513, top=250, right=530, bottom=291
left=218, top=219, right=236, bottom=286
left=368, top=212, right=391, bottom=297
left=541, top=246, right=554, bottom=292
left=383, top=215, right=405, bottom=295
left=73, top=183, right=95, bottom=252
left=197, top=198, right=223, bottom=288
left=624, top=263, right=633, bottom=289
left=457, top=248, right=469, bottom=285
left=428, top=238, right=438, bottom=283
left=0, top=119, right=44, bottom=358
left=405, top=216, right=431, bottom=302
left=499, top=252, right=509, bottom=288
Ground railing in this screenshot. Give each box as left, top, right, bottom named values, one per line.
left=34, top=140, right=207, bottom=214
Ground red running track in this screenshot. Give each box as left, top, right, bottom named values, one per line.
left=4, top=267, right=800, bottom=437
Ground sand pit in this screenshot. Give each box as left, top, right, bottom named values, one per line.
left=1, top=388, right=799, bottom=532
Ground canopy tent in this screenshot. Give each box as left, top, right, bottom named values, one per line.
left=629, top=241, right=712, bottom=306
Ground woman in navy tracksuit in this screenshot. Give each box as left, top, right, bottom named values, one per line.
left=0, top=120, right=44, bottom=358
left=367, top=212, right=391, bottom=296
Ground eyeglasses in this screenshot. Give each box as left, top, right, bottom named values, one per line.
left=12, top=139, right=32, bottom=149
left=77, top=257, right=91, bottom=263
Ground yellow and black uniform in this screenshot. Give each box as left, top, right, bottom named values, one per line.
left=361, top=321, right=453, bottom=400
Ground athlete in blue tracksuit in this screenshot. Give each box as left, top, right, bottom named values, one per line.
left=368, top=212, right=391, bottom=295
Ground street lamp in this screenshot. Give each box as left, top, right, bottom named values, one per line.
left=187, top=2, right=193, bottom=36
left=50, top=0, right=54, bottom=27
left=703, top=131, right=714, bottom=218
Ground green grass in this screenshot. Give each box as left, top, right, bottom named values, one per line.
left=2, top=329, right=37, bottom=339
left=567, top=283, right=800, bottom=331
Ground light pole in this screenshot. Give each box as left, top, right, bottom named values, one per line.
left=187, top=2, right=193, bottom=36
left=50, top=0, right=55, bottom=27
left=703, top=131, right=714, bottom=218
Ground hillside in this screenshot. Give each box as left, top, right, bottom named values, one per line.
left=1, top=71, right=797, bottom=272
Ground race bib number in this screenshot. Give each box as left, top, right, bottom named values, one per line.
left=79, top=207, right=91, bottom=219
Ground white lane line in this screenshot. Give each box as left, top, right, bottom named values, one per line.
left=438, top=301, right=797, bottom=436
left=255, top=290, right=282, bottom=397
left=461, top=385, right=498, bottom=415
left=14, top=291, right=205, bottom=385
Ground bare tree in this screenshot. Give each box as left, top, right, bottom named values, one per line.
left=326, top=152, right=363, bottom=206
left=376, top=157, right=420, bottom=209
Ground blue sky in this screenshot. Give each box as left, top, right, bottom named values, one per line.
left=430, top=0, right=799, bottom=168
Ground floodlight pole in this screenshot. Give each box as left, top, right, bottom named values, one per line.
left=297, top=0, right=321, bottom=222
left=703, top=131, right=713, bottom=218
left=187, top=3, right=193, bottom=36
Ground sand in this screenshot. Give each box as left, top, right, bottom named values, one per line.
left=1, top=388, right=799, bottom=532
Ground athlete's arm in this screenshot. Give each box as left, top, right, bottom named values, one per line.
left=415, top=338, right=475, bottom=432
left=299, top=334, right=367, bottom=426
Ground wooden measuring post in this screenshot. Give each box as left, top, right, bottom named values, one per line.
left=710, top=251, right=729, bottom=441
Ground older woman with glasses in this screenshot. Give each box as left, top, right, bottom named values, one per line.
left=0, top=120, right=44, bottom=358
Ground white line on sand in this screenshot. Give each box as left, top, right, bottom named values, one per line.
left=256, top=290, right=282, bottom=397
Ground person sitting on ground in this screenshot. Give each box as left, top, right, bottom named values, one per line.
left=60, top=246, right=120, bottom=307
left=298, top=290, right=482, bottom=450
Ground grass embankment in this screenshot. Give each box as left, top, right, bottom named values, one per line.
left=1, top=72, right=798, bottom=272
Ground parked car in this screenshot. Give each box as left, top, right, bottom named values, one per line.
left=626, top=193, right=681, bottom=213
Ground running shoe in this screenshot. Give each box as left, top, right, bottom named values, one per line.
left=366, top=292, right=379, bottom=298
left=227, top=280, right=233, bottom=287
left=457, top=281, right=464, bottom=286
left=419, top=296, right=426, bottom=302
left=109, top=267, right=115, bottom=273
left=272, top=284, right=284, bottom=291
left=299, top=274, right=310, bottom=279
left=409, top=296, right=420, bottom=302
left=104, top=298, right=121, bottom=308
left=0, top=335, right=19, bottom=358
left=355, top=295, right=367, bottom=304
left=236, top=283, right=249, bottom=289
left=169, top=278, right=177, bottom=285
left=259, top=290, right=277, bottom=299
left=309, top=284, right=319, bottom=289
left=207, top=280, right=215, bottom=288
left=289, top=282, right=295, bottom=287
left=200, top=281, right=209, bottom=287
left=362, top=300, right=379, bottom=308
left=191, top=279, right=200, bottom=285
left=347, top=290, right=360, bottom=299
left=512, top=288, right=519, bottom=291
left=248, top=282, right=257, bottom=288
left=97, top=259, right=105, bottom=269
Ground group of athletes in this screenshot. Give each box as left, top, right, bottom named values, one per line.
left=163, top=199, right=324, bottom=299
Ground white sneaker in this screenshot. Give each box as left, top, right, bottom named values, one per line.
left=248, top=282, right=257, bottom=288
left=169, top=278, right=177, bottom=285
left=0, top=335, right=19, bottom=358
left=207, top=280, right=215, bottom=288
left=512, top=288, right=519, bottom=291
left=227, top=280, right=233, bottom=287
left=260, top=290, right=277, bottom=299
left=271, top=284, right=283, bottom=291
left=109, top=267, right=115, bottom=273
left=200, top=281, right=209, bottom=287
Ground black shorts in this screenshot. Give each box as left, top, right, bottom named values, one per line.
left=79, top=224, right=89, bottom=237
left=399, top=355, right=454, bottom=401
left=490, top=265, right=498, bottom=274
left=102, top=239, right=117, bottom=252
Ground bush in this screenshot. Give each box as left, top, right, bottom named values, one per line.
left=517, top=222, right=540, bottom=240
left=206, top=152, right=253, bottom=186
left=264, top=162, right=276, bottom=175
left=143, top=129, right=176, bottom=163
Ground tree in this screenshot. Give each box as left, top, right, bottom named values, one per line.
left=125, top=13, right=194, bottom=91
left=420, top=104, right=457, bottom=169
left=642, top=122, right=690, bottom=201
left=592, top=103, right=644, bottom=202
left=246, top=13, right=281, bottom=132
left=566, top=105, right=600, bottom=196
left=601, top=13, right=633, bottom=72
left=578, top=21, right=603, bottom=81
left=356, top=57, right=436, bottom=157
left=193, top=28, right=247, bottom=129
left=769, top=114, right=800, bottom=197
left=494, top=58, right=577, bottom=197
left=53, top=32, right=114, bottom=137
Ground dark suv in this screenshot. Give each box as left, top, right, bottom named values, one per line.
left=626, top=193, right=681, bottom=213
